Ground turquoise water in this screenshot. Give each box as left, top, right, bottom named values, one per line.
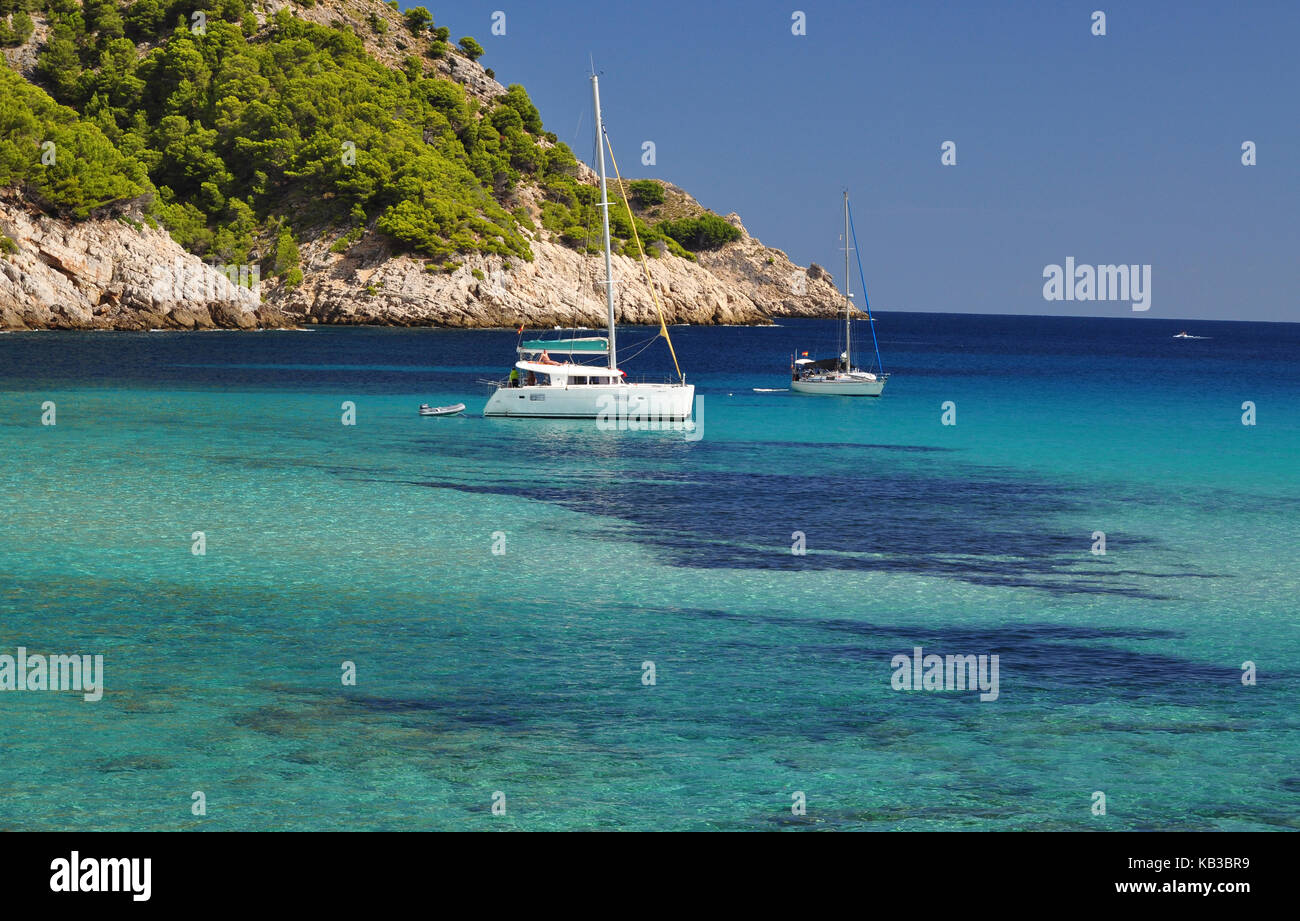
left=0, top=315, right=1296, bottom=830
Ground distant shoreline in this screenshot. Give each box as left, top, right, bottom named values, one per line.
left=4, top=311, right=1292, bottom=332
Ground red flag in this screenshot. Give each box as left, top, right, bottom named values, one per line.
left=517, top=324, right=524, bottom=335
left=801, top=351, right=808, bottom=357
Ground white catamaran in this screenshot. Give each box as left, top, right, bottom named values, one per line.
left=483, top=74, right=694, bottom=421
left=791, top=191, right=889, bottom=397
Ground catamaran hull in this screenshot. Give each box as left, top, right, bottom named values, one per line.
left=484, top=383, right=696, bottom=419
left=791, top=378, right=886, bottom=396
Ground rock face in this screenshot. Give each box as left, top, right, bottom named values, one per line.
left=268, top=205, right=843, bottom=328
left=256, top=0, right=510, bottom=105
left=1, top=190, right=842, bottom=331
left=0, top=0, right=845, bottom=331
left=0, top=199, right=287, bottom=331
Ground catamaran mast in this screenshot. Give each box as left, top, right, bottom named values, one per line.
left=591, top=74, right=618, bottom=371
left=843, top=190, right=851, bottom=372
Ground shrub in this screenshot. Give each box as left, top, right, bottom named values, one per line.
left=329, top=228, right=360, bottom=253
left=273, top=226, right=301, bottom=281
left=627, top=179, right=665, bottom=206
left=403, top=7, right=431, bottom=36
left=35, top=22, right=81, bottom=100
left=498, top=85, right=543, bottom=134
left=0, top=11, right=34, bottom=46
left=511, top=205, right=535, bottom=232
left=0, top=68, right=151, bottom=218
left=458, top=36, right=484, bottom=61
left=657, top=214, right=742, bottom=251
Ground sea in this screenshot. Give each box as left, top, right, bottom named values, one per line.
left=0, top=313, right=1296, bottom=831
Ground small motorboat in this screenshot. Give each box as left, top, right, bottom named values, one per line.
left=1173, top=331, right=1193, bottom=339
left=418, top=403, right=466, bottom=417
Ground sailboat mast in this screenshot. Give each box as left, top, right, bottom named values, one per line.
left=843, top=190, right=851, bottom=371
left=591, top=74, right=618, bottom=371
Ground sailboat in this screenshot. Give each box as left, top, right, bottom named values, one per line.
left=483, top=74, right=694, bottom=421
left=791, top=191, right=889, bottom=397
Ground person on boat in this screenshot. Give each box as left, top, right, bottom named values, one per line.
left=538, top=350, right=559, bottom=365
left=526, top=370, right=537, bottom=386
left=509, top=367, right=519, bottom=388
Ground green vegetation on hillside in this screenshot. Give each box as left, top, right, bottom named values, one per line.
left=0, top=66, right=151, bottom=217
left=457, top=36, right=483, bottom=61
left=658, top=214, right=743, bottom=251
left=403, top=6, right=430, bottom=36
left=0, top=0, right=36, bottom=47
left=627, top=179, right=665, bottom=207
left=2, top=1, right=737, bottom=271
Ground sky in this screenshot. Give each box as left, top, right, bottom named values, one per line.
left=406, top=1, right=1299, bottom=322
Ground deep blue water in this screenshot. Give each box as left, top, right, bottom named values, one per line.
left=0, top=313, right=1296, bottom=830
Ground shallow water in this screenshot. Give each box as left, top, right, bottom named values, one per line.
left=0, top=314, right=1296, bottom=830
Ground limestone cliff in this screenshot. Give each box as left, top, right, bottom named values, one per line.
left=0, top=196, right=287, bottom=330
left=270, top=196, right=841, bottom=328
left=0, top=0, right=842, bottom=331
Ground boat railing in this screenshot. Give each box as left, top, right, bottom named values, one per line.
left=623, top=375, right=686, bottom=385
left=479, top=375, right=686, bottom=388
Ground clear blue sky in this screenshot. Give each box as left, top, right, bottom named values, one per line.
left=409, top=1, right=1299, bottom=321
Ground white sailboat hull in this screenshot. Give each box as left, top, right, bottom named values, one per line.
left=479, top=78, right=694, bottom=428
left=791, top=376, right=886, bottom=396
left=484, top=382, right=695, bottom=419
left=788, top=193, right=891, bottom=398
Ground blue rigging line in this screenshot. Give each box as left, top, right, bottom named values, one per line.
left=847, top=201, right=884, bottom=375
